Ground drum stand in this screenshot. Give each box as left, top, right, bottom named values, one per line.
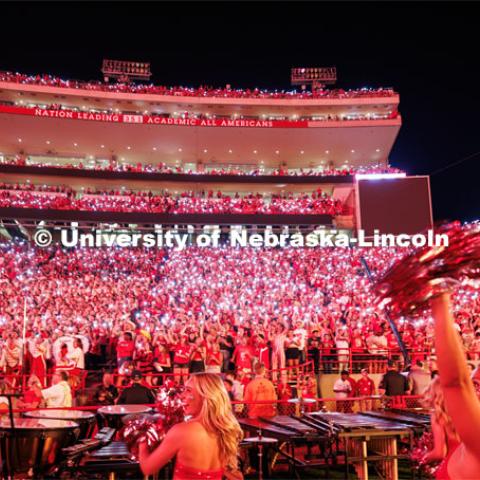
left=1, top=393, right=20, bottom=479
left=244, top=428, right=278, bottom=480
left=257, top=429, right=265, bottom=480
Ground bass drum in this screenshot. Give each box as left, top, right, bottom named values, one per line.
left=0, top=418, right=79, bottom=476
left=24, top=409, right=96, bottom=440
left=98, top=404, right=152, bottom=431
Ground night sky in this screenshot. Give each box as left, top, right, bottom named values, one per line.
left=2, top=2, right=479, bottom=221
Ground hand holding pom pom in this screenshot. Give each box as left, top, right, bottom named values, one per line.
left=410, top=431, right=441, bottom=478
left=122, top=417, right=166, bottom=458
left=122, top=384, right=185, bottom=458
left=375, top=222, right=480, bottom=318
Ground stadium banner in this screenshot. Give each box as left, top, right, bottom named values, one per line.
left=0, top=104, right=310, bottom=128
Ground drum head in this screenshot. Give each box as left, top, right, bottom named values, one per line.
left=24, top=409, right=95, bottom=421
left=121, top=412, right=162, bottom=425
left=0, top=418, right=79, bottom=475
left=98, top=404, right=152, bottom=415
left=244, top=436, right=278, bottom=444
left=0, top=417, right=79, bottom=430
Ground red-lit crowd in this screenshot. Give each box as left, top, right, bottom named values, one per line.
left=0, top=71, right=397, bottom=99
left=0, top=185, right=344, bottom=215
left=1, top=99, right=399, bottom=123
left=1, top=244, right=479, bottom=393
left=1, top=155, right=404, bottom=177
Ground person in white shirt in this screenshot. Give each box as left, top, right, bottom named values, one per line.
left=69, top=338, right=85, bottom=370
left=293, top=321, right=308, bottom=363
left=0, top=336, right=23, bottom=387
left=333, top=370, right=352, bottom=412
left=366, top=330, right=388, bottom=373
left=271, top=324, right=287, bottom=381
left=335, top=334, right=350, bottom=372
left=35, top=371, right=72, bottom=408
left=67, top=338, right=85, bottom=390
left=225, top=371, right=245, bottom=414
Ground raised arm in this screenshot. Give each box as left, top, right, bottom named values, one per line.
left=431, top=292, right=480, bottom=455
left=165, top=330, right=176, bottom=345
left=138, top=423, right=182, bottom=475
left=231, top=346, right=238, bottom=364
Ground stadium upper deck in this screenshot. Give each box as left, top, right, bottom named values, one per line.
left=0, top=70, right=401, bottom=171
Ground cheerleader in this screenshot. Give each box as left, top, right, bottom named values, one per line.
left=428, top=293, right=480, bottom=478
left=139, top=373, right=243, bottom=480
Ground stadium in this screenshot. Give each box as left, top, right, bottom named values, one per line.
left=0, top=3, right=479, bottom=479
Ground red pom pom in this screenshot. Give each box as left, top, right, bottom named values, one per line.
left=410, top=431, right=441, bottom=478
left=375, top=222, right=480, bottom=318
left=122, top=417, right=165, bottom=458
left=122, top=385, right=185, bottom=458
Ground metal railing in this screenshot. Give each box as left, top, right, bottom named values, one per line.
left=2, top=394, right=425, bottom=418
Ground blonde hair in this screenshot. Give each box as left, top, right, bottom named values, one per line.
left=422, top=377, right=458, bottom=441
left=190, top=373, right=243, bottom=471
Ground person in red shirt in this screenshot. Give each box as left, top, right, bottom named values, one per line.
left=17, top=375, right=42, bottom=409
left=356, top=368, right=376, bottom=411
left=300, top=375, right=317, bottom=400
left=254, top=334, right=270, bottom=370
left=351, top=328, right=367, bottom=371
left=386, top=331, right=400, bottom=356
left=231, top=337, right=253, bottom=374
left=134, top=334, right=154, bottom=384
left=205, top=342, right=223, bottom=374
left=55, top=344, right=76, bottom=373
left=152, top=343, right=171, bottom=386
left=411, top=333, right=427, bottom=364
left=298, top=374, right=318, bottom=413
left=173, top=336, right=191, bottom=384
left=277, top=378, right=292, bottom=415
left=321, top=333, right=335, bottom=374
left=402, top=329, right=415, bottom=352
left=117, top=332, right=135, bottom=369
left=189, top=337, right=206, bottom=374
left=277, top=377, right=292, bottom=404
left=344, top=371, right=357, bottom=413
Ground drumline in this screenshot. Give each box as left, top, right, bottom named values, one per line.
left=0, top=406, right=429, bottom=478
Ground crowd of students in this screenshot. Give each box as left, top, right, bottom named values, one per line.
left=1, top=155, right=403, bottom=178
left=0, top=70, right=397, bottom=99
left=0, top=185, right=344, bottom=215
left=0, top=244, right=479, bottom=395
left=2, top=98, right=399, bottom=123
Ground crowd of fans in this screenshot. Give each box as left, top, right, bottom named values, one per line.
left=0, top=185, right=344, bottom=215
left=0, top=243, right=479, bottom=397
left=0, top=71, right=397, bottom=100
left=1, top=156, right=404, bottom=177
left=4, top=99, right=399, bottom=123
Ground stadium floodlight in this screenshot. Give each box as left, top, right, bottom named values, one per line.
left=101, top=59, right=152, bottom=83
left=290, top=67, right=337, bottom=91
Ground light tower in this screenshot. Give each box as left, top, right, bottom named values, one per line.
left=101, top=59, right=152, bottom=83
left=290, top=67, right=337, bottom=91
